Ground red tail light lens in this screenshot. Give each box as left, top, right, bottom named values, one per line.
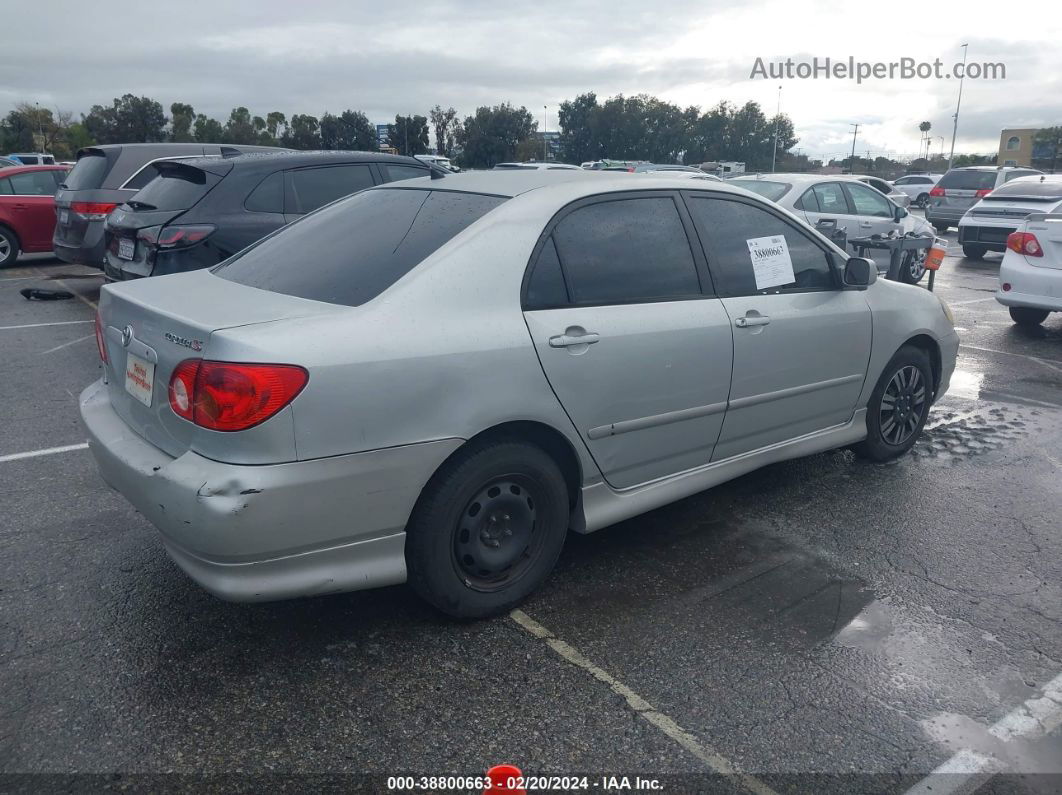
left=157, top=224, right=216, bottom=249
left=94, top=311, right=108, bottom=363
left=70, top=201, right=119, bottom=220
left=929, top=186, right=945, bottom=197
left=167, top=360, right=308, bottom=431
left=1006, top=231, right=1043, bottom=257
left=975, top=188, right=992, bottom=198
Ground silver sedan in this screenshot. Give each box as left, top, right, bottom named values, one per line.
left=81, top=172, right=959, bottom=618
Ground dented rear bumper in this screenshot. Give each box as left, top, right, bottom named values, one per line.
left=79, top=379, right=463, bottom=601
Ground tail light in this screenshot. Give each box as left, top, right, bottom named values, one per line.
left=94, top=311, right=108, bottom=363
left=975, top=189, right=992, bottom=198
left=138, top=224, right=216, bottom=249
left=1006, top=231, right=1043, bottom=257
left=929, top=186, right=945, bottom=197
left=168, top=360, right=308, bottom=432
left=70, top=201, right=119, bottom=220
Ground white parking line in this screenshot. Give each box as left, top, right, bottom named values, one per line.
left=905, top=672, right=1062, bottom=795
left=41, top=334, right=94, bottom=354
left=949, top=297, right=997, bottom=306
left=0, top=442, right=89, bottom=463
left=509, top=609, right=779, bottom=795
left=0, top=320, right=93, bottom=331
left=960, top=344, right=1062, bottom=375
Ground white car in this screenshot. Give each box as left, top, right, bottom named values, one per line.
left=728, top=173, right=934, bottom=283
left=996, top=212, right=1062, bottom=327
left=415, top=154, right=459, bottom=172
left=958, top=175, right=1062, bottom=260
left=850, top=175, right=912, bottom=209
left=494, top=162, right=581, bottom=171
left=892, top=174, right=943, bottom=208
left=639, top=170, right=723, bottom=182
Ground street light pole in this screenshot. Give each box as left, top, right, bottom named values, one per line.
left=771, top=85, right=782, bottom=172
left=849, top=123, right=860, bottom=173
left=948, top=43, right=968, bottom=170
left=543, top=105, right=547, bottom=162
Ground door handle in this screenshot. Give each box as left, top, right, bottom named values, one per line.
left=859, top=221, right=873, bottom=227
left=549, top=332, right=600, bottom=348
left=734, top=315, right=770, bottom=328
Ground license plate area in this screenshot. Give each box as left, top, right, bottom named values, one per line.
left=59, top=209, right=69, bottom=225
left=124, top=353, right=155, bottom=407
left=118, top=237, right=135, bottom=260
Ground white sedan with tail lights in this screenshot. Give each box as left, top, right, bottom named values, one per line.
left=996, top=213, right=1062, bottom=326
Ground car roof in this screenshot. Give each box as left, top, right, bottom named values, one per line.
left=1008, top=174, right=1062, bottom=184
left=729, top=173, right=864, bottom=185
left=0, top=164, right=68, bottom=176
left=169, top=149, right=428, bottom=174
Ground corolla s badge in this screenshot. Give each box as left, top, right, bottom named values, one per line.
left=121, top=325, right=133, bottom=347
left=165, top=332, right=203, bottom=352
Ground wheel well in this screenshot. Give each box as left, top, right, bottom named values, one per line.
left=902, top=334, right=942, bottom=397
left=465, top=421, right=584, bottom=510
left=0, top=223, right=19, bottom=247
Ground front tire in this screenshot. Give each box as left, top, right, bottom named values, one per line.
left=1009, top=306, right=1049, bottom=327
left=853, top=346, right=933, bottom=462
left=933, top=223, right=950, bottom=234
left=0, top=226, right=20, bottom=267
left=962, top=244, right=987, bottom=260
left=405, top=438, right=570, bottom=619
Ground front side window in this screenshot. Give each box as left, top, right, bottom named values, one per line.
left=290, top=164, right=375, bottom=213
left=380, top=164, right=429, bottom=183
left=551, top=196, right=701, bottom=305
left=845, top=183, right=893, bottom=218
left=686, top=196, right=834, bottom=296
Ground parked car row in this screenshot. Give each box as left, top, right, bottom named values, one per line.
left=0, top=163, right=69, bottom=265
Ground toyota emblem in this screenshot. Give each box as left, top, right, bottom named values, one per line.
left=122, top=325, right=133, bottom=347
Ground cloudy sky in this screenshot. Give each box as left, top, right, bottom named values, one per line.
left=4, top=0, right=1059, bottom=161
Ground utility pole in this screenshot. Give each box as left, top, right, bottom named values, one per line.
left=849, top=123, right=860, bottom=174
left=543, top=105, right=548, bottom=162
left=35, top=101, right=44, bottom=150
left=948, top=43, right=969, bottom=170
left=771, top=85, right=782, bottom=172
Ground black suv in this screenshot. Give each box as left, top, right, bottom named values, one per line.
left=102, top=151, right=433, bottom=280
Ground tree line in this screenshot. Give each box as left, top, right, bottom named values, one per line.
left=4, top=91, right=803, bottom=170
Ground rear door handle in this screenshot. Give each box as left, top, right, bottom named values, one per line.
left=549, top=332, right=600, bottom=348
left=735, top=315, right=770, bottom=328
left=859, top=221, right=873, bottom=227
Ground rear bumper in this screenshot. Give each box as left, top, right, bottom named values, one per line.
left=958, top=223, right=1015, bottom=252
left=925, top=206, right=967, bottom=226
left=53, top=223, right=106, bottom=267
left=996, top=252, right=1062, bottom=312
left=79, top=379, right=463, bottom=602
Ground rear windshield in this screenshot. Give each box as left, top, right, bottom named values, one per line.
left=938, top=170, right=996, bottom=191
left=215, top=188, right=507, bottom=307
left=984, top=180, right=1062, bottom=200
left=63, top=151, right=113, bottom=190
left=130, top=163, right=220, bottom=210
left=729, top=179, right=791, bottom=202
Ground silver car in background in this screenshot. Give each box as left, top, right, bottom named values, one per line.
left=81, top=172, right=958, bottom=618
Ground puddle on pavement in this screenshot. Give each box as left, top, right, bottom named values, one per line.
left=923, top=711, right=1062, bottom=776
left=914, top=404, right=1030, bottom=463
left=833, top=600, right=895, bottom=651
left=949, top=367, right=985, bottom=400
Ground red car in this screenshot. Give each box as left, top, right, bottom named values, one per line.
left=0, top=164, right=69, bottom=266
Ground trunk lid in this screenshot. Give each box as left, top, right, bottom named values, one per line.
left=1024, top=214, right=1062, bottom=270
left=98, top=270, right=339, bottom=458
left=104, top=205, right=190, bottom=280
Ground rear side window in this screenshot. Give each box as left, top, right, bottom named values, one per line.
left=551, top=197, right=700, bottom=304
left=123, top=163, right=163, bottom=191
left=687, top=196, right=834, bottom=296
left=215, top=188, right=506, bottom=307
left=291, top=165, right=375, bottom=213
left=938, top=170, right=996, bottom=191
left=9, top=171, right=59, bottom=195
left=524, top=237, right=569, bottom=309
left=244, top=171, right=284, bottom=213
left=380, top=164, right=428, bottom=183
left=63, top=151, right=113, bottom=190
left=729, top=180, right=791, bottom=201
left=131, top=163, right=220, bottom=211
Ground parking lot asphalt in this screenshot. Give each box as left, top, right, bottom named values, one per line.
left=2, top=227, right=1061, bottom=794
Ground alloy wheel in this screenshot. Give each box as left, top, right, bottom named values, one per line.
left=879, top=365, right=926, bottom=446
left=0, top=234, right=10, bottom=260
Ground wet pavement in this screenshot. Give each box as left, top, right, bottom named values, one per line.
left=1, top=230, right=1061, bottom=794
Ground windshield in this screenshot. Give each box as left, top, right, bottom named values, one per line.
left=63, top=150, right=113, bottom=190
left=729, top=179, right=791, bottom=202
left=215, top=188, right=507, bottom=307
left=938, top=170, right=996, bottom=191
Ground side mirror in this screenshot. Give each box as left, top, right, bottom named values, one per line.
left=844, top=257, right=876, bottom=288
left=894, top=205, right=908, bottom=221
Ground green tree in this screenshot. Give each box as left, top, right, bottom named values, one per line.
left=389, top=114, right=430, bottom=156
left=83, top=94, right=167, bottom=143
left=429, top=105, right=458, bottom=156
left=170, top=102, right=195, bottom=142
left=266, top=111, right=287, bottom=141
left=456, top=104, right=536, bottom=168
left=1033, top=126, right=1062, bottom=172
left=281, top=114, right=322, bottom=149
left=558, top=92, right=599, bottom=163
left=222, top=106, right=258, bottom=145
left=193, top=113, right=224, bottom=143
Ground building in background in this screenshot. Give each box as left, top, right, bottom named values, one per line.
left=998, top=128, right=1057, bottom=168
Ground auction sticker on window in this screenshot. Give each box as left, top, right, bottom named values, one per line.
left=747, top=234, right=795, bottom=290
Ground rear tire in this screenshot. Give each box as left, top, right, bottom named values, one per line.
left=962, top=244, right=987, bottom=260
left=916, top=193, right=930, bottom=208
left=853, top=345, right=933, bottom=462
left=0, top=225, right=20, bottom=267
left=405, top=438, right=570, bottom=619
left=933, top=223, right=950, bottom=234
left=1009, top=307, right=1049, bottom=327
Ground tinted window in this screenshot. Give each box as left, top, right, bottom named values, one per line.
left=216, top=188, right=506, bottom=307
left=552, top=197, right=700, bottom=304
left=795, top=189, right=817, bottom=212
left=893, top=177, right=913, bottom=185
left=687, top=197, right=834, bottom=296
left=51, top=170, right=68, bottom=188
left=380, top=164, right=428, bottom=183
left=131, top=163, right=220, bottom=210
left=63, top=152, right=113, bottom=190
left=9, top=171, right=58, bottom=195
left=291, top=165, right=375, bottom=213
left=845, top=183, right=893, bottom=217
left=811, top=182, right=848, bottom=214
left=986, top=179, right=1062, bottom=199
left=938, top=170, right=996, bottom=191
left=0, top=178, right=11, bottom=195
left=123, top=162, right=162, bottom=191
left=1004, top=170, right=1039, bottom=183
left=244, top=171, right=284, bottom=213
left=730, top=179, right=791, bottom=201
left=524, top=236, right=569, bottom=309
